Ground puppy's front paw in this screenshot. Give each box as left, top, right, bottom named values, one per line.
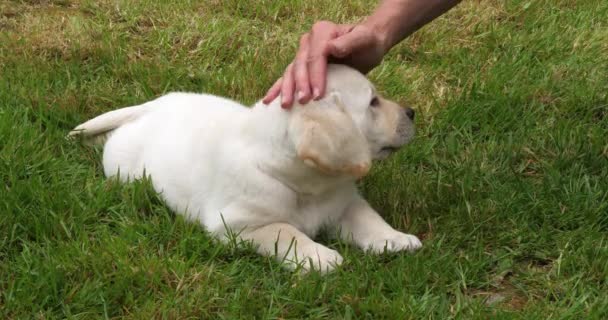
left=294, top=243, right=343, bottom=273
left=366, top=231, right=422, bottom=254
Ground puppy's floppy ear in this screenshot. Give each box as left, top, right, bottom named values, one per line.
left=289, top=93, right=371, bottom=178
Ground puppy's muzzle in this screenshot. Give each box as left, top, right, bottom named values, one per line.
left=404, top=107, right=415, bottom=120
left=377, top=107, right=416, bottom=159
left=396, top=107, right=415, bottom=143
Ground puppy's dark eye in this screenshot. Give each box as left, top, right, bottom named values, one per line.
left=370, top=97, right=380, bottom=107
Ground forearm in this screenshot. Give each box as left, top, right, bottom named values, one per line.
left=363, top=0, right=462, bottom=52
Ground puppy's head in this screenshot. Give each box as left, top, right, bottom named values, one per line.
left=289, top=64, right=415, bottom=179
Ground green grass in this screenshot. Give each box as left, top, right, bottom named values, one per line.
left=1, top=0, right=607, bottom=318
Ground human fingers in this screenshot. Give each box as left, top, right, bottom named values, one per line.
left=280, top=63, right=296, bottom=109
left=294, top=33, right=312, bottom=104
left=263, top=77, right=283, bottom=105
left=307, top=21, right=340, bottom=100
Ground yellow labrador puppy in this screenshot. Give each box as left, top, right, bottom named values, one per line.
left=70, top=64, right=421, bottom=273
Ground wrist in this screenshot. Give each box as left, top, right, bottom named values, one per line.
left=360, top=20, right=392, bottom=55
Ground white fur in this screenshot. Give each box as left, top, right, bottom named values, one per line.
left=71, top=65, right=421, bottom=273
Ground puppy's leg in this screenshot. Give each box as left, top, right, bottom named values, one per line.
left=240, top=223, right=343, bottom=273
left=337, top=196, right=422, bottom=253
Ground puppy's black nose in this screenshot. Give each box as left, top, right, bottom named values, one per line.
left=405, top=107, right=415, bottom=120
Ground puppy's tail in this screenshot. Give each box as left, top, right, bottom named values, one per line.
left=68, top=104, right=148, bottom=144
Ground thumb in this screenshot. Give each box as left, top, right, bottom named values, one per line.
left=327, top=29, right=372, bottom=58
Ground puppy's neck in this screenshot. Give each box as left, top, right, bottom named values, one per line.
left=247, top=100, right=354, bottom=196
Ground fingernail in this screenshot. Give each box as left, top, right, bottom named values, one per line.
left=296, top=91, right=304, bottom=102
left=313, top=88, right=321, bottom=100
left=281, top=99, right=290, bottom=109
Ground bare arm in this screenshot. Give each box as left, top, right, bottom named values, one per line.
left=364, top=0, right=463, bottom=53
left=263, top=0, right=462, bottom=108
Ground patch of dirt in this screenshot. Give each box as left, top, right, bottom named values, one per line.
left=470, top=284, right=528, bottom=311
left=2, top=2, right=101, bottom=61
left=532, top=90, right=561, bottom=106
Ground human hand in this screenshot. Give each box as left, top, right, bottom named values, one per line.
left=263, top=21, right=387, bottom=108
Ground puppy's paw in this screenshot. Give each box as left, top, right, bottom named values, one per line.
left=293, top=243, right=343, bottom=274
left=366, top=231, right=422, bottom=254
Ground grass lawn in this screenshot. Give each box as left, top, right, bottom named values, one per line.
left=1, top=0, right=607, bottom=318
